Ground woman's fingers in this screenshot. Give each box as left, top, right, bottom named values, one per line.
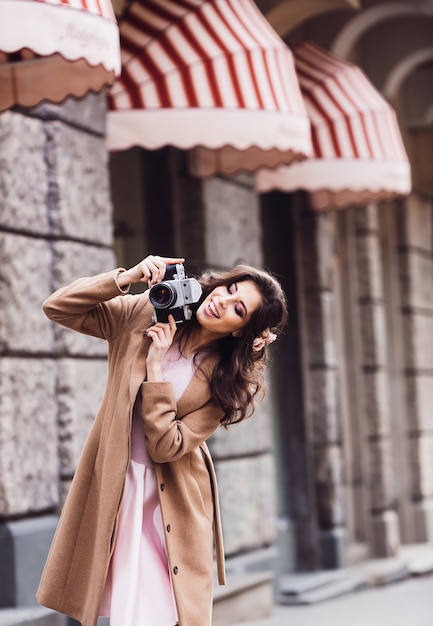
left=159, top=256, right=186, bottom=266
left=137, top=255, right=185, bottom=285
left=146, top=326, right=168, bottom=345
left=143, top=258, right=164, bottom=285
left=168, top=314, right=177, bottom=336
left=145, top=316, right=177, bottom=381
left=120, top=255, right=185, bottom=286
left=146, top=315, right=177, bottom=347
left=148, top=256, right=185, bottom=286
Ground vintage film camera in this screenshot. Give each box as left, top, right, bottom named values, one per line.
left=148, top=263, right=203, bottom=324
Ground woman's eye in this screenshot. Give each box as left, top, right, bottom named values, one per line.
left=227, top=283, right=243, bottom=317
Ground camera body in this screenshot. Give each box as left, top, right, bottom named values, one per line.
left=148, top=263, right=203, bottom=324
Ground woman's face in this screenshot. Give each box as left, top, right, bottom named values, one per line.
left=195, top=279, right=262, bottom=340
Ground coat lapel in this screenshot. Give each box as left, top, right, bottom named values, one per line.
left=176, top=353, right=218, bottom=418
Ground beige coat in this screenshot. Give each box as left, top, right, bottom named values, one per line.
left=36, top=270, right=226, bottom=626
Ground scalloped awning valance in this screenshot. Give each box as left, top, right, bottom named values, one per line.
left=107, top=0, right=312, bottom=176
left=0, top=0, right=120, bottom=111
left=256, top=42, right=411, bottom=210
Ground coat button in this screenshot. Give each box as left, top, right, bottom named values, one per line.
left=166, top=524, right=171, bottom=532
left=160, top=483, right=165, bottom=491
left=173, top=566, right=179, bottom=575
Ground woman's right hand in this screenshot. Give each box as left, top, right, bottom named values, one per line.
left=145, top=314, right=178, bottom=382
left=117, top=255, right=185, bottom=289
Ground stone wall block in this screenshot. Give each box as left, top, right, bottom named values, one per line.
left=33, top=91, right=107, bottom=136
left=298, top=213, right=318, bottom=290
left=399, top=252, right=433, bottom=310
left=0, top=233, right=53, bottom=353
left=0, top=515, right=61, bottom=608
left=50, top=241, right=115, bottom=357
left=299, top=212, right=334, bottom=291
left=308, top=368, right=340, bottom=444
left=354, top=203, right=380, bottom=232
left=405, top=374, right=433, bottom=432
left=313, top=445, right=345, bottom=527
left=396, top=196, right=433, bottom=251
left=413, top=499, right=433, bottom=542
left=304, top=290, right=336, bottom=366
left=0, top=358, right=58, bottom=516
left=370, top=510, right=400, bottom=557
left=203, top=178, right=262, bottom=268
left=368, top=439, right=395, bottom=511
left=46, top=121, right=112, bottom=246
left=409, top=436, right=433, bottom=499
left=315, top=212, right=335, bottom=291
left=402, top=313, right=433, bottom=370
left=215, top=454, right=276, bottom=556
left=356, top=233, right=383, bottom=300
left=209, top=395, right=273, bottom=459
left=0, top=111, right=49, bottom=235
left=363, top=370, right=391, bottom=438
left=57, top=358, right=109, bottom=477
left=359, top=303, right=387, bottom=368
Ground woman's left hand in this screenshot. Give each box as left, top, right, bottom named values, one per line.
left=145, top=314, right=177, bottom=382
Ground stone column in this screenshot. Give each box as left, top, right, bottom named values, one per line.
left=295, top=206, right=347, bottom=568
left=0, top=93, right=114, bottom=608
left=354, top=204, right=400, bottom=557
left=397, top=194, right=433, bottom=542
left=171, top=165, right=279, bottom=571
left=199, top=176, right=279, bottom=563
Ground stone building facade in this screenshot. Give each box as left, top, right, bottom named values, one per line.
left=1, top=0, right=433, bottom=624
left=0, top=100, right=280, bottom=622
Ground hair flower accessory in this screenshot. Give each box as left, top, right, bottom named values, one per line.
left=252, top=328, right=277, bottom=352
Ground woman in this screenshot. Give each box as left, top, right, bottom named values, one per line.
left=36, top=255, right=288, bottom=626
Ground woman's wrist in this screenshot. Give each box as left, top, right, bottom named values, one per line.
left=146, top=363, right=163, bottom=382
left=116, top=269, right=134, bottom=288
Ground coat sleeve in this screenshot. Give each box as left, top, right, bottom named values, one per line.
left=140, top=378, right=224, bottom=463
left=42, top=269, right=148, bottom=342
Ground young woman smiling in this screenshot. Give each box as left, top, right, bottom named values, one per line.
left=37, top=254, right=288, bottom=626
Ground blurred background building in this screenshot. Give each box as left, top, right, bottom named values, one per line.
left=0, top=0, right=432, bottom=624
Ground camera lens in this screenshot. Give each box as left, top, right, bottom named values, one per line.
left=149, top=283, right=177, bottom=309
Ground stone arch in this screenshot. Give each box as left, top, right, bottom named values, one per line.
left=331, top=1, right=433, bottom=59
left=383, top=47, right=433, bottom=100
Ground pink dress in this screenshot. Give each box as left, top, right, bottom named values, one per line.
left=100, top=346, right=195, bottom=626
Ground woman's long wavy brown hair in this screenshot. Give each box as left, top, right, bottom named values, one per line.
left=176, top=264, right=288, bottom=426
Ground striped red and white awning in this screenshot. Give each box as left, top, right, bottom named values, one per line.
left=256, top=42, right=411, bottom=210
left=107, top=0, right=312, bottom=176
left=0, top=0, right=120, bottom=111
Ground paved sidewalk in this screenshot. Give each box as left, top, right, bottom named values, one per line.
left=229, top=574, right=433, bottom=626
